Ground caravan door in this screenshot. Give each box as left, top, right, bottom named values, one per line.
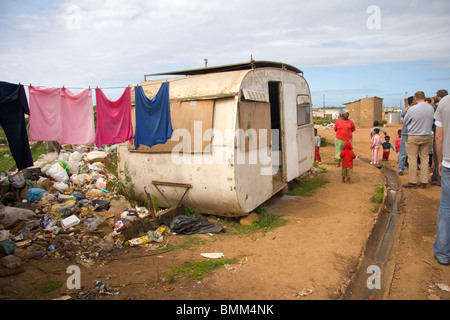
left=282, top=83, right=300, bottom=181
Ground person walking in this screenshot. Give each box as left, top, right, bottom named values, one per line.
left=431, top=89, right=448, bottom=186
left=433, top=93, right=450, bottom=266
left=314, top=128, right=322, bottom=164
left=334, top=109, right=355, bottom=167
left=381, top=135, right=395, bottom=161
left=402, top=91, right=435, bottom=188
left=398, top=96, right=414, bottom=176
left=370, top=128, right=381, bottom=165
left=340, top=140, right=356, bottom=183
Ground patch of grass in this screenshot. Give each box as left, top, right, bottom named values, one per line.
left=164, top=258, right=236, bottom=282
left=183, top=206, right=203, bottom=216
left=162, top=235, right=206, bottom=252
left=371, top=185, right=385, bottom=212
left=229, top=211, right=287, bottom=236
left=37, top=281, right=63, bottom=293
left=248, top=213, right=287, bottom=232
left=0, top=142, right=45, bottom=173
left=287, top=175, right=328, bottom=197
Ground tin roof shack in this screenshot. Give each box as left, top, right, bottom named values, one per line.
left=344, top=96, right=383, bottom=128
left=117, top=61, right=314, bottom=217
left=383, top=107, right=403, bottom=124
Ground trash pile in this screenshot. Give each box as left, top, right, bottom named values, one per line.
left=0, top=146, right=224, bottom=272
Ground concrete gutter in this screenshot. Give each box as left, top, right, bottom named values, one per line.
left=342, top=161, right=404, bottom=300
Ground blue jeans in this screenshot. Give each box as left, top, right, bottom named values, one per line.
left=398, top=134, right=407, bottom=173
left=433, top=166, right=450, bottom=264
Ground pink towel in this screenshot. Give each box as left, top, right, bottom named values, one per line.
left=94, top=87, right=133, bottom=148
left=29, top=86, right=62, bottom=141
left=60, top=88, right=95, bottom=145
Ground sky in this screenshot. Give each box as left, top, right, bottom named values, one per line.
left=1, top=0, right=450, bottom=108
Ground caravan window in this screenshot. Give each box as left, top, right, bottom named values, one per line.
left=297, top=100, right=311, bottom=126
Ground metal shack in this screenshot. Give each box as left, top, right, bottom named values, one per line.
left=117, top=61, right=314, bottom=217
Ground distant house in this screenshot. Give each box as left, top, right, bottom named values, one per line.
left=383, top=107, right=403, bottom=124
left=312, top=108, right=341, bottom=120
left=344, top=96, right=383, bottom=128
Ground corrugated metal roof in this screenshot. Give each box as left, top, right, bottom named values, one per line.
left=144, top=60, right=302, bottom=80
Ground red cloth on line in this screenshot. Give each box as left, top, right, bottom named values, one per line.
left=94, top=87, right=133, bottom=148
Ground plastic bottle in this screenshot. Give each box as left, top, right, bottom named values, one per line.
left=86, top=215, right=105, bottom=231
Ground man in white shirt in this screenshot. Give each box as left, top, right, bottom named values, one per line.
left=433, top=94, right=450, bottom=266
left=402, top=91, right=435, bottom=188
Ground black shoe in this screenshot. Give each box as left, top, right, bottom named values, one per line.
left=398, top=171, right=403, bottom=176
left=403, top=183, right=417, bottom=188
left=434, top=255, right=450, bottom=266
left=419, top=183, right=427, bottom=189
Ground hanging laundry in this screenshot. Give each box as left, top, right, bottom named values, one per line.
left=60, top=88, right=95, bottom=145
left=134, top=82, right=173, bottom=149
left=29, top=86, right=62, bottom=141
left=0, top=82, right=33, bottom=170
left=94, top=87, right=133, bottom=148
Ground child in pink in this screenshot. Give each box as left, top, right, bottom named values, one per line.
left=370, top=128, right=381, bottom=164
left=395, top=129, right=402, bottom=159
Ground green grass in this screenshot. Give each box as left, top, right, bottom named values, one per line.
left=287, top=175, right=328, bottom=197
left=371, top=185, right=385, bottom=212
left=227, top=211, right=287, bottom=236
left=164, top=258, right=236, bottom=282
left=37, top=281, right=63, bottom=293
left=166, top=235, right=206, bottom=251
left=0, top=142, right=45, bottom=173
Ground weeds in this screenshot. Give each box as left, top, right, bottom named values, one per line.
left=287, top=175, right=328, bottom=197
left=164, top=258, right=236, bottom=282
left=37, top=281, right=63, bottom=293
left=371, top=185, right=385, bottom=212
left=229, top=207, right=287, bottom=236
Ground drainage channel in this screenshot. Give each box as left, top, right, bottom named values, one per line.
left=343, top=161, right=404, bottom=300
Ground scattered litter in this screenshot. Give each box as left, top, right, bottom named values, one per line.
left=163, top=285, right=174, bottom=292
left=164, top=215, right=224, bottom=235
left=0, top=145, right=227, bottom=289
left=436, top=283, right=450, bottom=292
left=200, top=252, right=224, bottom=259
left=94, top=281, right=120, bottom=296
left=295, top=288, right=313, bottom=298
left=60, top=215, right=80, bottom=229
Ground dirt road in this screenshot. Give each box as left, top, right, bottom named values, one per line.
left=1, top=124, right=449, bottom=301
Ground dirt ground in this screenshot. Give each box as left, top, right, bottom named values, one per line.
left=1, top=124, right=449, bottom=301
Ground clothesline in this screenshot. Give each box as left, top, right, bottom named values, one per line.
left=20, top=84, right=131, bottom=90
left=1, top=81, right=172, bottom=170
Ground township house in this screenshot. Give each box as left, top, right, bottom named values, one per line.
left=314, top=96, right=403, bottom=127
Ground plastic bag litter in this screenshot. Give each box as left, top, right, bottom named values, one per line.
left=68, top=151, right=83, bottom=163
left=85, top=151, right=108, bottom=161
left=53, top=182, right=69, bottom=193
left=26, top=188, right=48, bottom=202
left=34, top=152, right=58, bottom=168
left=0, top=206, right=36, bottom=225
left=201, top=253, right=224, bottom=259
left=163, top=215, right=224, bottom=235
left=47, top=162, right=69, bottom=183
left=9, top=172, right=25, bottom=189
